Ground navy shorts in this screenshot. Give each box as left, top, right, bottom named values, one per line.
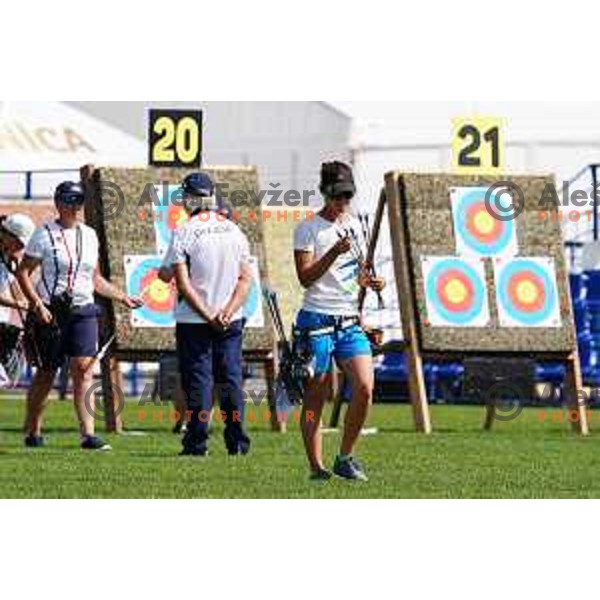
left=60, top=304, right=99, bottom=358
left=29, top=304, right=99, bottom=369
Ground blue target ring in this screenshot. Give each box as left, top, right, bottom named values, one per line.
left=497, top=259, right=558, bottom=326
left=425, top=258, right=486, bottom=325
left=244, top=279, right=259, bottom=320
left=154, top=186, right=189, bottom=252
left=453, top=187, right=516, bottom=256
left=128, top=257, right=175, bottom=327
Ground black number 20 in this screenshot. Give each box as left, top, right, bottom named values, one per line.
left=458, top=125, right=500, bottom=168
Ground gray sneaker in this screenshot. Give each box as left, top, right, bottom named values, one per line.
left=333, top=456, right=368, bottom=482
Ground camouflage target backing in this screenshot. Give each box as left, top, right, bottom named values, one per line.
left=81, top=165, right=274, bottom=356
left=384, top=172, right=575, bottom=353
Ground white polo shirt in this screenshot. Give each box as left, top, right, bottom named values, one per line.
left=169, top=212, right=250, bottom=324
left=294, top=213, right=366, bottom=316
left=25, top=221, right=99, bottom=307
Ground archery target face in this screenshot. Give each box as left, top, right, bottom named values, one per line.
left=450, top=186, right=518, bottom=258
left=124, top=255, right=176, bottom=328
left=124, top=254, right=264, bottom=329
left=422, top=256, right=490, bottom=327
left=494, top=257, right=562, bottom=328
left=243, top=256, right=265, bottom=329
left=153, top=185, right=190, bottom=256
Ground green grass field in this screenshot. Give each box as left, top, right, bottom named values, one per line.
left=1, top=396, right=599, bottom=498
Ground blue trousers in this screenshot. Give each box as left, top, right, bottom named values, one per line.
left=176, top=320, right=249, bottom=454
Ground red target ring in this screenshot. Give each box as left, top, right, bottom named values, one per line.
left=140, top=269, right=175, bottom=313
left=506, top=271, right=546, bottom=314
left=436, top=268, right=475, bottom=313
left=452, top=187, right=517, bottom=257
left=465, top=201, right=505, bottom=245
left=167, top=205, right=189, bottom=232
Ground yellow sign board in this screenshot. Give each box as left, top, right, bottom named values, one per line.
left=452, top=117, right=504, bottom=174
left=148, top=109, right=202, bottom=168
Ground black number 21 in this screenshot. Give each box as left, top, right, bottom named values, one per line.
left=458, top=125, right=500, bottom=168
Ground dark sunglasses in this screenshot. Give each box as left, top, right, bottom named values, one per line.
left=330, top=194, right=353, bottom=204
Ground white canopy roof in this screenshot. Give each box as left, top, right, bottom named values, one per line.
left=326, top=101, right=600, bottom=149
left=0, top=101, right=146, bottom=198
left=0, top=101, right=146, bottom=170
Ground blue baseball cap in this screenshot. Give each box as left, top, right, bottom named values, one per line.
left=182, top=172, right=214, bottom=198
left=54, top=181, right=85, bottom=206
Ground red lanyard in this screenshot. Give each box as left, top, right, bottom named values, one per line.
left=59, top=228, right=76, bottom=293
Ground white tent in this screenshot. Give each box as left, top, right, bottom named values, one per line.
left=328, top=101, right=600, bottom=212
left=0, top=101, right=146, bottom=198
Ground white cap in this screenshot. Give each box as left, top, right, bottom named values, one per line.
left=2, top=213, right=35, bottom=247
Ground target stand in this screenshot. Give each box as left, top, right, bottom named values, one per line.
left=380, top=172, right=588, bottom=435
left=81, top=164, right=282, bottom=434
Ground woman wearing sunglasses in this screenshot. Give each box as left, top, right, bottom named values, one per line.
left=17, top=181, right=142, bottom=451
left=293, top=162, right=385, bottom=482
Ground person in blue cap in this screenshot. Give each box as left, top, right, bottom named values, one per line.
left=164, top=172, right=253, bottom=456
left=17, top=181, right=142, bottom=451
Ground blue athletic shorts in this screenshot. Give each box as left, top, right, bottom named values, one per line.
left=294, top=310, right=372, bottom=377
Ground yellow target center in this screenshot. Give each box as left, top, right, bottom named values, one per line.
left=516, top=280, right=538, bottom=305
left=444, top=279, right=468, bottom=305
left=147, top=279, right=171, bottom=302
left=170, top=208, right=188, bottom=228
left=473, top=210, right=495, bottom=235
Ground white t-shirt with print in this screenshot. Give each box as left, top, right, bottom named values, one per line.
left=294, top=213, right=365, bottom=317
left=169, top=212, right=250, bottom=324
left=0, top=258, right=14, bottom=323
left=25, top=221, right=98, bottom=307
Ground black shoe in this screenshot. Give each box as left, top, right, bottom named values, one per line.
left=81, top=435, right=112, bottom=451
left=227, top=442, right=251, bottom=456
left=24, top=434, right=45, bottom=448
left=225, top=428, right=251, bottom=456
left=179, top=448, right=208, bottom=457
left=173, top=421, right=188, bottom=435
left=181, top=431, right=207, bottom=456
left=310, top=468, right=333, bottom=482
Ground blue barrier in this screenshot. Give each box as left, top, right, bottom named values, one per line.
left=371, top=270, right=596, bottom=403
left=372, top=353, right=463, bottom=404
left=581, top=271, right=600, bottom=386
